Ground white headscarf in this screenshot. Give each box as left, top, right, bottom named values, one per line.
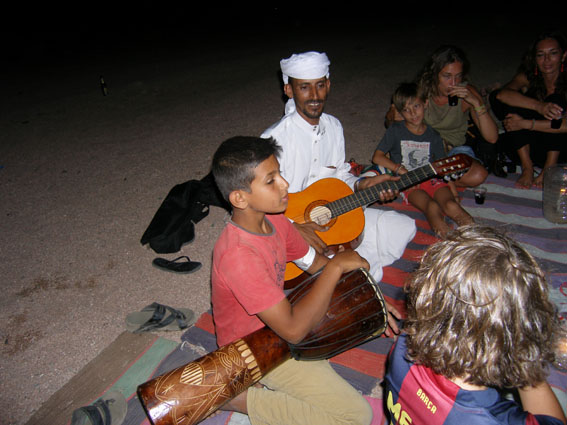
left=280, top=51, right=330, bottom=115
left=280, top=51, right=330, bottom=84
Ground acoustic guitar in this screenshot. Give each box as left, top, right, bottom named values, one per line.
left=284, top=154, right=472, bottom=280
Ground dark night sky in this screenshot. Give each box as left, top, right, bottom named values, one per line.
left=5, top=4, right=333, bottom=68
left=3, top=4, right=566, bottom=73
left=4, top=5, right=488, bottom=51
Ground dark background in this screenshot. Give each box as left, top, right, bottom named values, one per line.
left=7, top=4, right=565, bottom=68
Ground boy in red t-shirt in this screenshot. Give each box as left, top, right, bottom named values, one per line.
left=211, top=136, right=373, bottom=425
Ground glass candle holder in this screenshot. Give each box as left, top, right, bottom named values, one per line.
left=553, top=321, right=567, bottom=371
left=543, top=164, right=567, bottom=223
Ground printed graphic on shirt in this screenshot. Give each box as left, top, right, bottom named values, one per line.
left=387, top=362, right=458, bottom=424
left=387, top=390, right=414, bottom=425
left=274, top=247, right=286, bottom=286
left=387, top=383, right=451, bottom=425
left=401, top=140, right=430, bottom=171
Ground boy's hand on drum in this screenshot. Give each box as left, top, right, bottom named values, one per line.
left=384, top=302, right=401, bottom=338
left=328, top=250, right=369, bottom=274
left=329, top=251, right=401, bottom=338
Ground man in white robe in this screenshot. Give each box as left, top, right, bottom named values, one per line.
left=262, top=51, right=417, bottom=335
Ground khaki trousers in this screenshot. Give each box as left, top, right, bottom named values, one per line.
left=247, top=358, right=372, bottom=425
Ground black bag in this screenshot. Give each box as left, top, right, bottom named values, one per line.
left=140, top=172, right=231, bottom=254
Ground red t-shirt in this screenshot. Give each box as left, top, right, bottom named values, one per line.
left=211, top=214, right=309, bottom=347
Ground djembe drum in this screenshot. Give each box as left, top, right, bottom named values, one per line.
left=137, top=268, right=388, bottom=425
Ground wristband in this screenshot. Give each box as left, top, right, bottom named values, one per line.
left=474, top=104, right=487, bottom=114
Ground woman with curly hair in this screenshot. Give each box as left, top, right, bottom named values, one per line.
left=384, top=226, right=566, bottom=425
left=490, top=30, right=567, bottom=188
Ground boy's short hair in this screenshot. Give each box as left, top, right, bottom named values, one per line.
left=392, top=82, right=426, bottom=112
left=404, top=225, right=557, bottom=388
left=212, top=136, right=281, bottom=201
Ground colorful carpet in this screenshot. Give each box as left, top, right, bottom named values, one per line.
left=386, top=172, right=567, bottom=320
left=54, top=172, right=566, bottom=425
left=464, top=173, right=567, bottom=410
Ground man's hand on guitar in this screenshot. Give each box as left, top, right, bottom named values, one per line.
left=356, top=174, right=400, bottom=202
left=293, top=221, right=328, bottom=254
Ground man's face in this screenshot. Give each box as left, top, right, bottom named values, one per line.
left=284, top=77, right=330, bottom=125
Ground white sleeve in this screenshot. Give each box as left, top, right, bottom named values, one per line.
left=335, top=161, right=358, bottom=190
left=292, top=245, right=316, bottom=271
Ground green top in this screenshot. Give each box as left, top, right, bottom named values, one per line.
left=424, top=98, right=469, bottom=148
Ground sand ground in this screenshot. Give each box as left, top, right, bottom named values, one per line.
left=1, top=11, right=564, bottom=424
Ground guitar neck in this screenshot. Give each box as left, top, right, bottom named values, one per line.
left=329, top=163, right=436, bottom=217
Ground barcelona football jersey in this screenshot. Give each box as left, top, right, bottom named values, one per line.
left=384, top=334, right=563, bottom=425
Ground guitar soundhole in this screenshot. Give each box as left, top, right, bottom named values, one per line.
left=306, top=204, right=334, bottom=227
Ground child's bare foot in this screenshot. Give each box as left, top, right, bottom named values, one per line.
left=432, top=222, right=452, bottom=239
left=515, top=169, right=534, bottom=189
left=454, top=213, right=474, bottom=227
left=434, top=229, right=448, bottom=239
left=533, top=173, right=544, bottom=189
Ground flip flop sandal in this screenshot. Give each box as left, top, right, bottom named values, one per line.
left=152, top=256, right=202, bottom=274
left=126, top=302, right=195, bottom=333
left=70, top=391, right=127, bottom=425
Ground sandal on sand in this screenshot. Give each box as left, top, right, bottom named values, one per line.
left=70, top=391, right=127, bottom=425
left=152, top=256, right=202, bottom=274
left=126, top=302, right=195, bottom=333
